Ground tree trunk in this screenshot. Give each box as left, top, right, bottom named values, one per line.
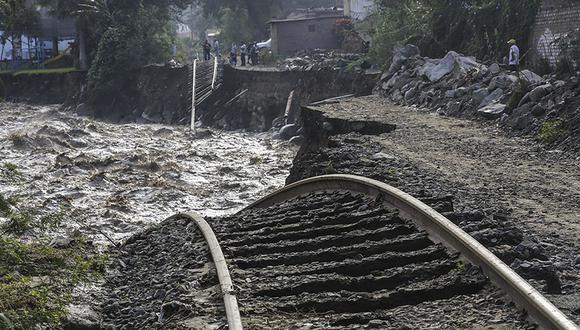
left=11, top=34, right=16, bottom=61
left=52, top=36, right=59, bottom=57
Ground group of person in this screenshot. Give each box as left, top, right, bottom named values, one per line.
left=202, top=39, right=259, bottom=66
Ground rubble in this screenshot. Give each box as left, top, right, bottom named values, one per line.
left=378, top=45, right=580, bottom=154
left=280, top=50, right=367, bottom=71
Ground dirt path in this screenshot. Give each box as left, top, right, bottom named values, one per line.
left=357, top=96, right=579, bottom=252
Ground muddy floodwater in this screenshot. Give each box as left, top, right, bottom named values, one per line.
left=0, top=103, right=297, bottom=245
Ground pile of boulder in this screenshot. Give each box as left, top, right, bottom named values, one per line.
left=282, top=50, right=366, bottom=72
left=378, top=45, right=579, bottom=152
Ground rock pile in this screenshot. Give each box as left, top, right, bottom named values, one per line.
left=281, top=50, right=367, bottom=71
left=378, top=45, right=580, bottom=153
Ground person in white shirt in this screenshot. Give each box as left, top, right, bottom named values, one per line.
left=508, top=39, right=520, bottom=71
left=240, top=43, right=247, bottom=66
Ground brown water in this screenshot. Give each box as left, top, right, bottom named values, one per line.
left=0, top=103, right=297, bottom=245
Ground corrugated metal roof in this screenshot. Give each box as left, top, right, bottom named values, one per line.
left=269, top=15, right=345, bottom=24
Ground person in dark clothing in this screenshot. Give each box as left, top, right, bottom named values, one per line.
left=240, top=42, right=247, bottom=66
left=202, top=40, right=211, bottom=61
left=249, top=43, right=258, bottom=65
left=230, top=43, right=238, bottom=66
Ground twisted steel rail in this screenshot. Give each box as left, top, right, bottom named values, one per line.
left=247, top=174, right=578, bottom=330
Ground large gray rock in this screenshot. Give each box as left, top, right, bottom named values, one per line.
left=65, top=305, right=100, bottom=330
left=404, top=88, right=418, bottom=103
left=392, top=44, right=421, bottom=66
left=519, top=70, right=543, bottom=84
left=529, top=84, right=554, bottom=102
left=446, top=101, right=463, bottom=115
left=384, top=72, right=412, bottom=91
left=422, top=51, right=481, bottom=82
left=391, top=89, right=404, bottom=102
left=380, top=44, right=421, bottom=82
left=472, top=88, right=490, bottom=105
left=489, top=63, right=501, bottom=74
left=478, top=103, right=507, bottom=119
left=279, top=124, right=299, bottom=140
left=444, top=89, right=456, bottom=98
left=518, top=92, right=531, bottom=107
left=479, top=88, right=504, bottom=108
left=488, top=74, right=518, bottom=90
left=532, top=104, right=546, bottom=117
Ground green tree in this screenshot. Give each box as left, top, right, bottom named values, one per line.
left=367, top=0, right=541, bottom=66
left=193, top=0, right=337, bottom=41
left=85, top=0, right=190, bottom=108
left=218, top=7, right=254, bottom=46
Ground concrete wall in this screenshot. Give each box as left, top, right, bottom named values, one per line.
left=531, top=0, right=580, bottom=68
left=199, top=66, right=379, bottom=131
left=0, top=71, right=85, bottom=104
left=271, top=17, right=342, bottom=56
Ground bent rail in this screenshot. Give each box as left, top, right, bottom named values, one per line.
left=169, top=213, right=243, bottom=330
left=248, top=174, right=577, bottom=330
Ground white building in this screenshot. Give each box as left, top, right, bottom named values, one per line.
left=343, top=0, right=375, bottom=20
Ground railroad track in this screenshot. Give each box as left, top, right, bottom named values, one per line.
left=204, top=175, right=577, bottom=329
left=100, top=174, right=577, bottom=329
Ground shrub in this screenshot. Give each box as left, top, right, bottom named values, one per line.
left=538, top=119, right=567, bottom=144
left=0, top=194, right=107, bottom=328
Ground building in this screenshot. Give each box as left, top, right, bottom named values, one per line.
left=343, top=0, right=374, bottom=21
left=530, top=0, right=580, bottom=69
left=270, top=15, right=344, bottom=56
left=1, top=1, right=76, bottom=62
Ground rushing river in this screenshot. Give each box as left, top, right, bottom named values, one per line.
left=0, top=103, right=297, bottom=245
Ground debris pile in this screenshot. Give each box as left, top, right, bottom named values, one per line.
left=281, top=50, right=366, bottom=71
left=378, top=45, right=580, bottom=153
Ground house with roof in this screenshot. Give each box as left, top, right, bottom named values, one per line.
left=269, top=1, right=374, bottom=56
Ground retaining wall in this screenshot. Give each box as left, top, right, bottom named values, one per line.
left=0, top=71, right=85, bottom=104
left=200, top=65, right=379, bottom=131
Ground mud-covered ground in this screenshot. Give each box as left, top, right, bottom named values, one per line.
left=0, top=103, right=296, bottom=245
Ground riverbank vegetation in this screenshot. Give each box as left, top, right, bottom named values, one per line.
left=0, top=191, right=106, bottom=328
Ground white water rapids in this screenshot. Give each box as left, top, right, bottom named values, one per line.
left=0, top=103, right=297, bottom=245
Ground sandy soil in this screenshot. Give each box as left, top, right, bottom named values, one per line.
left=0, top=103, right=297, bottom=245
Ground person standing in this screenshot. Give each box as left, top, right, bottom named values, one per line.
left=202, top=39, right=211, bottom=61
left=250, top=43, right=257, bottom=66
left=240, top=42, right=247, bottom=66
left=230, top=43, right=238, bottom=66
left=508, top=39, right=520, bottom=71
